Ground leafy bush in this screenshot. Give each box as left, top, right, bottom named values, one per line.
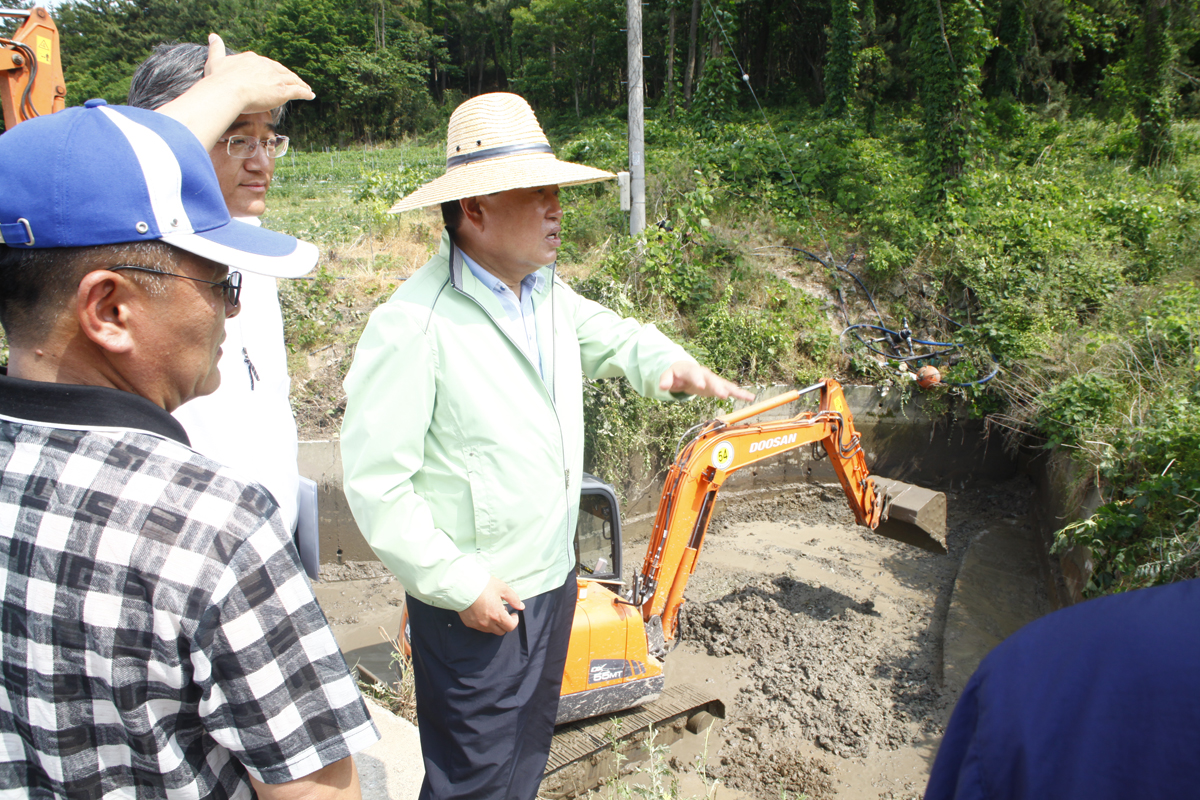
left=1056, top=399, right=1200, bottom=595
left=279, top=267, right=344, bottom=351
left=639, top=172, right=720, bottom=310
left=582, top=377, right=724, bottom=503
left=1036, top=373, right=1125, bottom=449
left=353, top=163, right=443, bottom=207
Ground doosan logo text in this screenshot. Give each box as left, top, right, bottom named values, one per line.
left=748, top=433, right=797, bottom=453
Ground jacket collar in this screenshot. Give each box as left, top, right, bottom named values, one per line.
left=0, top=372, right=190, bottom=445
left=445, top=230, right=554, bottom=296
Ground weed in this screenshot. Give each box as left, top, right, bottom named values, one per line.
left=599, top=724, right=693, bottom=800
left=598, top=720, right=806, bottom=800
left=355, top=627, right=418, bottom=727
left=278, top=267, right=345, bottom=352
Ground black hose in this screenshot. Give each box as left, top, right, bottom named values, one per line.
left=754, top=245, right=1001, bottom=387
left=0, top=39, right=38, bottom=121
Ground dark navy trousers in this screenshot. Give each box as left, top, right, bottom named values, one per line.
left=407, top=570, right=577, bottom=800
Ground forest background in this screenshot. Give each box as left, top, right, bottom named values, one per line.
left=5, top=0, right=1200, bottom=596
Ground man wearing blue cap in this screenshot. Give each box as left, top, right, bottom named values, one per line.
left=0, top=99, right=378, bottom=797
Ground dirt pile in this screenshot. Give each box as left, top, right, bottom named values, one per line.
left=683, top=574, right=936, bottom=759
left=667, top=481, right=995, bottom=799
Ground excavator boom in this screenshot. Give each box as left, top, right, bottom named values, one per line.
left=634, top=379, right=929, bottom=647
left=1, top=7, right=65, bottom=130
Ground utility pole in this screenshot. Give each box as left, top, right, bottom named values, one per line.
left=626, top=0, right=646, bottom=236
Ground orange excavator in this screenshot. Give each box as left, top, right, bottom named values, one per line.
left=554, top=379, right=942, bottom=725
left=0, top=6, right=65, bottom=130
left=538, top=380, right=944, bottom=793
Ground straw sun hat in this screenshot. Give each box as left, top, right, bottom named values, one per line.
left=388, top=93, right=615, bottom=214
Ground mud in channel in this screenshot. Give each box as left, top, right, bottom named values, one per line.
left=315, top=476, right=1041, bottom=800
left=622, top=477, right=1037, bottom=800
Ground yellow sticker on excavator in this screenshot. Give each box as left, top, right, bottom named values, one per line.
left=36, top=36, right=52, bottom=65
left=711, top=442, right=735, bottom=471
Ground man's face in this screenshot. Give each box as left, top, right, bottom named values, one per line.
left=137, top=252, right=240, bottom=410
left=475, top=184, right=563, bottom=278
left=208, top=112, right=276, bottom=218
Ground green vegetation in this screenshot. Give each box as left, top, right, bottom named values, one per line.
left=602, top=723, right=728, bottom=800
left=273, top=102, right=1200, bottom=597
left=6, top=0, right=1200, bottom=595
left=1039, top=284, right=1200, bottom=594
left=355, top=638, right=418, bottom=726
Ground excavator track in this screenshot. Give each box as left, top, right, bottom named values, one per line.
left=542, top=684, right=725, bottom=798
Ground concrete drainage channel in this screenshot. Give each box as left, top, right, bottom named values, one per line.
left=302, top=385, right=1085, bottom=799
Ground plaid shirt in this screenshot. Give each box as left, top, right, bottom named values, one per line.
left=0, top=376, right=379, bottom=798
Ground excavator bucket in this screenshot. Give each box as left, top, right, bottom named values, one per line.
left=872, top=476, right=948, bottom=552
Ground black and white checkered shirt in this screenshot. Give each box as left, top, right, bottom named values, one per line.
left=0, top=376, right=379, bottom=798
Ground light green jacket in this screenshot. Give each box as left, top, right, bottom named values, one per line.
left=340, top=231, right=693, bottom=610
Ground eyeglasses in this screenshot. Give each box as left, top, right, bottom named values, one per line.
left=111, top=266, right=242, bottom=308
left=218, top=135, right=290, bottom=159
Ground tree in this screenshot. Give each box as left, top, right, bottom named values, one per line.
left=257, top=0, right=350, bottom=101
left=825, top=0, right=860, bottom=116
left=339, top=41, right=435, bottom=140
left=683, top=0, right=701, bottom=106
left=255, top=0, right=433, bottom=143
left=56, top=0, right=257, bottom=106
left=1131, top=0, right=1174, bottom=166
left=911, top=0, right=988, bottom=202
left=511, top=0, right=623, bottom=112
left=982, top=0, right=1027, bottom=99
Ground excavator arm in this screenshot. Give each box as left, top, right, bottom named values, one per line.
left=634, top=380, right=892, bottom=647
left=1, top=7, right=65, bottom=130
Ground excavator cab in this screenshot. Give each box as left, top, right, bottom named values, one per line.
left=575, top=475, right=622, bottom=585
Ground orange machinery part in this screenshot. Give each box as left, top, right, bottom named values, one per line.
left=560, top=579, right=660, bottom=697
left=1, top=7, right=66, bottom=129
left=638, top=379, right=883, bottom=642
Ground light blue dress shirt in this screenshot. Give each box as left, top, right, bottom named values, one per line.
left=462, top=251, right=547, bottom=381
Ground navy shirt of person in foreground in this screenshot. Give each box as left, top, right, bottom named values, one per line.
left=926, top=577, right=1200, bottom=800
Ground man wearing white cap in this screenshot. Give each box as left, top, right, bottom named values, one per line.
left=341, top=92, right=753, bottom=800
left=0, top=101, right=378, bottom=797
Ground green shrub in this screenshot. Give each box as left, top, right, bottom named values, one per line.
left=1056, top=399, right=1200, bottom=595
left=1036, top=373, right=1125, bottom=449
left=279, top=267, right=345, bottom=351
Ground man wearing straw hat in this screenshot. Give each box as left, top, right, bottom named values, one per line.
left=341, top=92, right=753, bottom=800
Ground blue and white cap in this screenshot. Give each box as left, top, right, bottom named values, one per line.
left=0, top=100, right=316, bottom=278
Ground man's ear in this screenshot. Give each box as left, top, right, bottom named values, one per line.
left=460, top=196, right=485, bottom=231
left=76, top=271, right=136, bottom=355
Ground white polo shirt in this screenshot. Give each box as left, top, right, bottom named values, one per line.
left=172, top=217, right=302, bottom=531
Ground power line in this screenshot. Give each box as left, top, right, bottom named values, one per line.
left=700, top=0, right=830, bottom=256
